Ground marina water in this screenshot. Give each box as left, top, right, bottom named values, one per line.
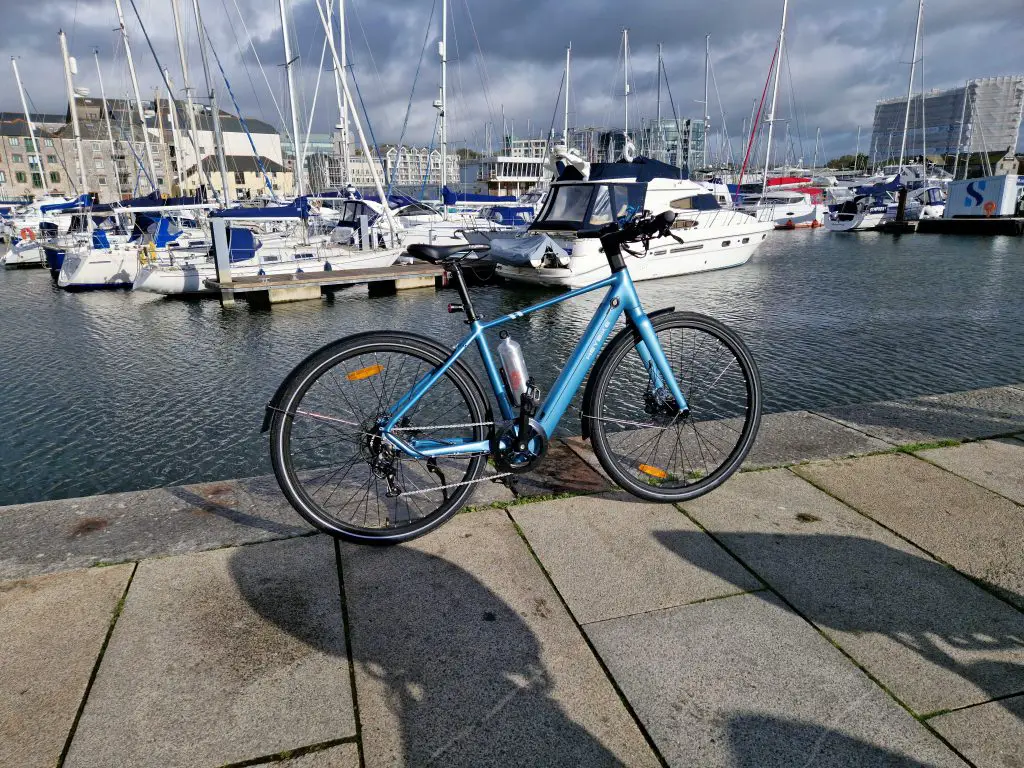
left=1, top=230, right=1021, bottom=507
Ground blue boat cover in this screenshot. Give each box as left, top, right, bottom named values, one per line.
left=854, top=174, right=902, bottom=196
left=212, top=197, right=310, bottom=219
left=153, top=217, right=183, bottom=247
left=92, top=230, right=111, bottom=249
left=485, top=206, right=534, bottom=226
left=39, top=194, right=93, bottom=214
left=227, top=227, right=260, bottom=262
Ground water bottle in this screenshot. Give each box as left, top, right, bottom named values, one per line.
left=497, top=332, right=529, bottom=405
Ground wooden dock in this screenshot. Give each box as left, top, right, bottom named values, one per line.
left=206, top=263, right=445, bottom=307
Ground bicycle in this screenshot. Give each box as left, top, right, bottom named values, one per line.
left=264, top=210, right=762, bottom=544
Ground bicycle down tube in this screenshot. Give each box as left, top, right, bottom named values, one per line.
left=381, top=269, right=690, bottom=460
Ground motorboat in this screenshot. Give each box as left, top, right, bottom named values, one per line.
left=736, top=188, right=824, bottom=229
left=491, top=156, right=773, bottom=288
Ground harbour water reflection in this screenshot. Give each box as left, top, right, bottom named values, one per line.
left=1, top=230, right=1021, bottom=505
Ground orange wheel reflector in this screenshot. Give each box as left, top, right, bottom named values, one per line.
left=639, top=464, right=668, bottom=479
left=346, top=364, right=384, bottom=381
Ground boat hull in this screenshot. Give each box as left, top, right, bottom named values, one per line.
left=823, top=209, right=887, bottom=232
left=495, top=221, right=773, bottom=288
left=134, top=248, right=403, bottom=295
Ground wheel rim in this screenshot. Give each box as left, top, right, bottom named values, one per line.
left=594, top=322, right=757, bottom=495
left=278, top=345, right=485, bottom=536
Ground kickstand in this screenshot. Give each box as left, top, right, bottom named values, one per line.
left=495, top=474, right=520, bottom=494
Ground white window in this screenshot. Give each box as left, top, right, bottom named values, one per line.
left=94, top=159, right=104, bottom=170
left=44, top=138, right=53, bottom=147
left=93, top=141, right=101, bottom=151
left=98, top=176, right=107, bottom=186
left=0, top=171, right=5, bottom=183
left=7, top=137, right=18, bottom=146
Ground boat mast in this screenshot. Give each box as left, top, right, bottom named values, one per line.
left=340, top=0, right=350, bottom=185
left=11, top=58, right=45, bottom=192
left=897, top=0, right=923, bottom=173
left=313, top=0, right=397, bottom=236
left=563, top=41, right=571, bottom=144
left=703, top=34, right=710, bottom=169
left=279, top=0, right=304, bottom=197
left=919, top=15, right=926, bottom=173
left=761, top=0, right=788, bottom=197
left=326, top=0, right=350, bottom=187
left=853, top=124, right=861, bottom=172
left=163, top=70, right=184, bottom=192
left=623, top=29, right=630, bottom=143
left=58, top=31, right=90, bottom=197
left=654, top=44, right=662, bottom=159
left=192, top=0, right=231, bottom=204
left=951, top=81, right=969, bottom=179
left=811, top=126, right=820, bottom=170
left=439, top=0, right=448, bottom=196
left=170, top=0, right=203, bottom=195
left=113, top=0, right=159, bottom=194
left=92, top=51, right=124, bottom=200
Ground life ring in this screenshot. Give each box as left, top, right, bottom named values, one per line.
left=19, top=227, right=35, bottom=241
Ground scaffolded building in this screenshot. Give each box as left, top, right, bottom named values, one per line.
left=870, top=76, right=1024, bottom=162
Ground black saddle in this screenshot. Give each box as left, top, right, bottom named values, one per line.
left=406, top=243, right=490, bottom=264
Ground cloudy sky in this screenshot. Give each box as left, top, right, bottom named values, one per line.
left=4, top=0, right=1022, bottom=162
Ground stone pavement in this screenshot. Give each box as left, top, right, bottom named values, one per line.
left=1, top=384, right=1023, bottom=767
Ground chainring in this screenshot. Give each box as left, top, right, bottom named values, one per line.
left=489, top=418, right=548, bottom=473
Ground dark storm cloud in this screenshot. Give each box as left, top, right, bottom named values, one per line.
left=3, top=0, right=1022, bottom=159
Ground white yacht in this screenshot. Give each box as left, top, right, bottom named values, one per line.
left=133, top=200, right=403, bottom=296
left=1, top=195, right=88, bottom=268
left=492, top=158, right=773, bottom=288
left=736, top=188, right=824, bottom=229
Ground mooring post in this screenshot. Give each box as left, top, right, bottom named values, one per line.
left=212, top=217, right=235, bottom=307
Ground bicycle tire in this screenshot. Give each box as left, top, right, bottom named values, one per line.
left=269, top=332, right=490, bottom=543
left=587, top=311, right=761, bottom=502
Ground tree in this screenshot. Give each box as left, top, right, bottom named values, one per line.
left=825, top=153, right=869, bottom=170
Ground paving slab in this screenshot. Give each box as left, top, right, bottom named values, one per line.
left=930, top=695, right=1024, bottom=768
left=0, top=474, right=313, bottom=581
left=679, top=469, right=1024, bottom=715
left=64, top=536, right=354, bottom=768
left=511, top=492, right=761, bottom=624
left=816, top=385, right=1024, bottom=445
left=508, top=439, right=612, bottom=499
left=743, top=410, right=891, bottom=468
left=794, top=453, right=1024, bottom=610
left=277, top=742, right=360, bottom=767
left=586, top=592, right=966, bottom=768
left=916, top=438, right=1024, bottom=505
left=0, top=565, right=132, bottom=768
left=339, top=508, right=660, bottom=768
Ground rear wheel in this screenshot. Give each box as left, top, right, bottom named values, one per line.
left=587, top=312, right=761, bottom=502
left=269, top=333, right=489, bottom=543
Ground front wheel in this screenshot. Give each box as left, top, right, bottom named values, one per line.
left=587, top=312, right=761, bottom=502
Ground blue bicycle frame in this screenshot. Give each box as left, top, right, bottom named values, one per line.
left=381, top=268, right=689, bottom=459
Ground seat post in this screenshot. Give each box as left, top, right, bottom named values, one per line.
left=448, top=262, right=478, bottom=322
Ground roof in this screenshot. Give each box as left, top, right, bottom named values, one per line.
left=0, top=114, right=59, bottom=139
left=184, top=155, right=286, bottom=177
left=153, top=101, right=279, bottom=135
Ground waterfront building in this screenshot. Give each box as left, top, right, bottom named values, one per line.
left=297, top=135, right=459, bottom=195
left=0, top=113, right=67, bottom=197
left=0, top=98, right=285, bottom=201
left=459, top=136, right=550, bottom=196
left=870, top=76, right=1024, bottom=163
left=181, top=155, right=292, bottom=200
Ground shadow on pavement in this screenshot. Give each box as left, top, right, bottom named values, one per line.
left=724, top=714, right=953, bottom=767
left=228, top=538, right=626, bottom=767
left=656, top=530, right=1024, bottom=740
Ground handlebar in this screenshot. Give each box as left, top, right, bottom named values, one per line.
left=598, top=210, right=677, bottom=248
